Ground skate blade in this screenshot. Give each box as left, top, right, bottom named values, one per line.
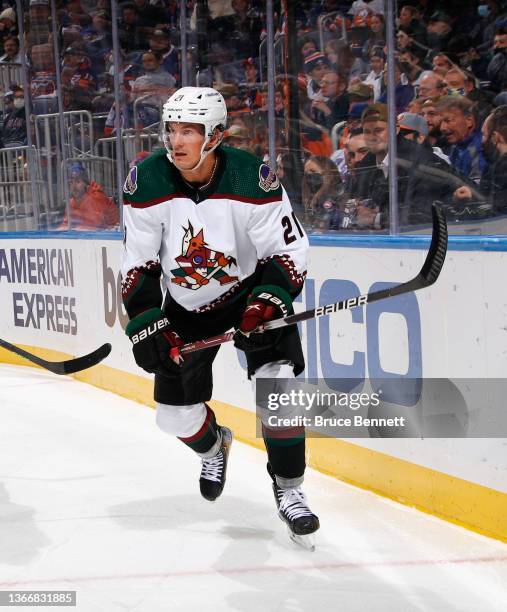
left=287, top=526, right=316, bottom=551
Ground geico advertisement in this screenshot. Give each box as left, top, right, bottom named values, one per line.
left=0, top=246, right=78, bottom=335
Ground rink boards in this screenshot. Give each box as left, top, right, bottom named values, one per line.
left=0, top=233, right=506, bottom=542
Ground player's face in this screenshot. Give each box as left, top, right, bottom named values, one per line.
left=167, top=122, right=205, bottom=170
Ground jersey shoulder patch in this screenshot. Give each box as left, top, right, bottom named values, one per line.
left=123, top=149, right=180, bottom=207
left=216, top=146, right=283, bottom=204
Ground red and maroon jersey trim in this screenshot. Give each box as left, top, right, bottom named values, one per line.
left=207, top=193, right=282, bottom=205
left=124, top=193, right=186, bottom=208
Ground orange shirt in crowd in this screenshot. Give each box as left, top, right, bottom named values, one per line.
left=60, top=181, right=119, bottom=230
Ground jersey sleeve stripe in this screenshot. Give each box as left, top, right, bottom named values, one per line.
left=208, top=193, right=283, bottom=205
left=124, top=193, right=186, bottom=208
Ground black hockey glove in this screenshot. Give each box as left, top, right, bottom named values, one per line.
left=126, top=308, right=184, bottom=375
left=234, top=285, right=292, bottom=352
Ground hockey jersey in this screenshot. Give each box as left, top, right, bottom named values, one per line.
left=121, top=146, right=308, bottom=318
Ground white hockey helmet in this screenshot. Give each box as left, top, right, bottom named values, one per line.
left=161, top=86, right=227, bottom=169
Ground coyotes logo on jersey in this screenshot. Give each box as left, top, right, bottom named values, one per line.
left=170, top=222, right=238, bottom=290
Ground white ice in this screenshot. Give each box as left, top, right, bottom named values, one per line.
left=0, top=364, right=506, bottom=612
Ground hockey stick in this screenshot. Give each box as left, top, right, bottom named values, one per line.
left=180, top=203, right=448, bottom=356
left=0, top=339, right=112, bottom=375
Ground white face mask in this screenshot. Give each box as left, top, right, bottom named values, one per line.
left=13, top=98, right=24, bottom=109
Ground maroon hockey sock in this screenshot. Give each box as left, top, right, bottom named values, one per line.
left=178, top=404, right=219, bottom=455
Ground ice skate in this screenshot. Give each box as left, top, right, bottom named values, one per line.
left=199, top=426, right=233, bottom=501
left=268, top=464, right=320, bottom=550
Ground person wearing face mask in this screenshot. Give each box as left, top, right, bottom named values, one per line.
left=302, top=155, right=344, bottom=228
left=1, top=86, right=27, bottom=148
left=487, top=27, right=507, bottom=93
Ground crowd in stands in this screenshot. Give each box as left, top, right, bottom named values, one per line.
left=0, top=0, right=505, bottom=232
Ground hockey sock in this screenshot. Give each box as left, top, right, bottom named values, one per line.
left=262, top=423, right=306, bottom=482
left=178, top=404, right=220, bottom=456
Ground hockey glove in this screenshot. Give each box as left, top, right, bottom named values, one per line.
left=234, top=286, right=292, bottom=352
left=126, top=308, right=184, bottom=375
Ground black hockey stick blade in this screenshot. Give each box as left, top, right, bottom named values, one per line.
left=0, top=339, right=112, bottom=375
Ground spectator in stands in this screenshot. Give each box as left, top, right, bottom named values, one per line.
left=397, top=111, right=450, bottom=163
left=341, top=128, right=369, bottom=192
left=328, top=39, right=367, bottom=80
left=104, top=83, right=133, bottom=135
left=119, top=3, right=150, bottom=52
left=30, top=43, right=57, bottom=103
left=298, top=35, right=317, bottom=70
left=487, top=27, right=507, bottom=93
left=347, top=82, right=374, bottom=107
left=230, top=0, right=263, bottom=58
left=444, top=67, right=495, bottom=120
left=61, top=46, right=96, bottom=110
left=362, top=14, right=385, bottom=61
left=398, top=5, right=427, bottom=47
left=133, top=0, right=166, bottom=28
left=223, top=123, right=253, bottom=153
left=363, top=49, right=384, bottom=100
left=219, top=83, right=251, bottom=117
left=420, top=96, right=450, bottom=153
left=353, top=103, right=462, bottom=227
left=0, top=36, right=21, bottom=63
left=431, top=52, right=454, bottom=78
left=27, top=0, right=51, bottom=46
left=426, top=11, right=453, bottom=51
left=438, top=96, right=487, bottom=181
left=417, top=71, right=447, bottom=99
left=398, top=48, right=424, bottom=85
left=147, top=29, right=180, bottom=82
left=82, top=9, right=112, bottom=75
left=1, top=86, right=26, bottom=147
left=378, top=62, right=414, bottom=113
left=455, top=105, right=507, bottom=216
left=304, top=52, right=331, bottom=101
left=131, top=51, right=176, bottom=109
left=242, top=56, right=259, bottom=85
left=310, top=70, right=349, bottom=130
left=60, top=164, right=119, bottom=231
left=479, top=105, right=507, bottom=215
left=0, top=7, right=17, bottom=44
left=302, top=155, right=344, bottom=230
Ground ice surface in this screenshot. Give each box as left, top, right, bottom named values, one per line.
left=0, top=364, right=506, bottom=612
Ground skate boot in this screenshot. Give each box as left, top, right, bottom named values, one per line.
left=268, top=463, right=320, bottom=550
left=199, top=426, right=233, bottom=501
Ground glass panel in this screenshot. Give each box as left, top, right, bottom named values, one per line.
left=276, top=1, right=389, bottom=235
left=393, top=0, right=507, bottom=235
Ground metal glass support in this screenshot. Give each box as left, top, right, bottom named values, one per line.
left=50, top=0, right=71, bottom=227
left=386, top=0, right=399, bottom=234
left=266, top=0, right=276, bottom=170
left=15, top=0, right=40, bottom=229
left=111, top=0, right=125, bottom=225
left=180, top=0, right=189, bottom=86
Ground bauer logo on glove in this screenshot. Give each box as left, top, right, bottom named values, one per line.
left=126, top=308, right=184, bottom=375
left=130, top=317, right=171, bottom=344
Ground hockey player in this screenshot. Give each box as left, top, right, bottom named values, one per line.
left=121, top=86, right=319, bottom=544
